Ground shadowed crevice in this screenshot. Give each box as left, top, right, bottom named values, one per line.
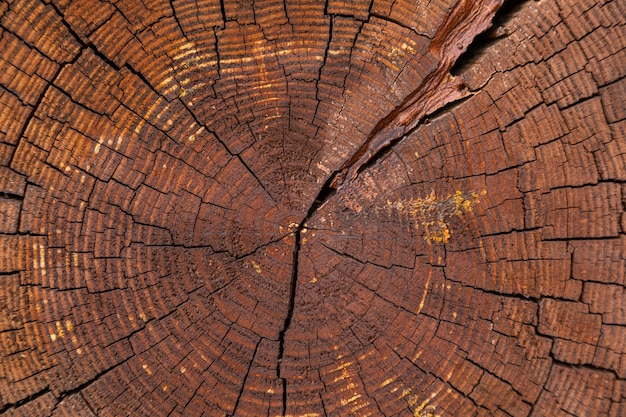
left=0, top=192, right=24, bottom=201
left=3, top=0, right=622, bottom=415
left=329, top=0, right=504, bottom=189
left=276, top=172, right=337, bottom=415
left=0, top=388, right=52, bottom=415
left=451, top=0, right=535, bottom=76
left=229, top=339, right=261, bottom=417
left=274, top=5, right=506, bottom=411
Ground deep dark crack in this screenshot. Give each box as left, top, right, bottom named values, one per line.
left=275, top=4, right=507, bottom=412
left=276, top=172, right=337, bottom=415
left=451, top=0, right=535, bottom=76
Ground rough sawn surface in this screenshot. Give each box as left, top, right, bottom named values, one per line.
left=1, top=0, right=625, bottom=416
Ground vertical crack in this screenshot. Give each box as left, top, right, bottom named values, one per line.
left=219, top=0, right=227, bottom=26
left=313, top=13, right=333, bottom=121
left=277, top=227, right=299, bottom=416
left=276, top=176, right=337, bottom=416
left=228, top=339, right=261, bottom=417
left=275, top=3, right=513, bottom=412
left=8, top=53, right=79, bottom=169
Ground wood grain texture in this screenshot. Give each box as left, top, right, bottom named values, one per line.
left=1, top=0, right=624, bottom=416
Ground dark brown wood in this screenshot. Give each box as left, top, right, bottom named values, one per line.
left=1, top=0, right=625, bottom=416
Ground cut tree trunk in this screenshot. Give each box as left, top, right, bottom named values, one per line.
left=1, top=0, right=625, bottom=416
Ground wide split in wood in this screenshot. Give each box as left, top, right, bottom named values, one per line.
left=1, top=0, right=625, bottom=416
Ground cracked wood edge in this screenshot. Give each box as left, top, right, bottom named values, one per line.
left=1, top=0, right=625, bottom=416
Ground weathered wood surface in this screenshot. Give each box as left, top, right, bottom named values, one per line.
left=1, top=0, right=625, bottom=416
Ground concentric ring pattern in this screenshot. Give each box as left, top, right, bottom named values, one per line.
left=1, top=0, right=625, bottom=416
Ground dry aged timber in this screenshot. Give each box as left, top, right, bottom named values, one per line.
left=1, top=0, right=625, bottom=416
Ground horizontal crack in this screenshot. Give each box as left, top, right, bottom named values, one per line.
left=0, top=388, right=52, bottom=415
left=0, top=192, right=24, bottom=200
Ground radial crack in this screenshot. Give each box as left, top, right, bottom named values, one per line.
left=229, top=339, right=261, bottom=417
left=275, top=4, right=506, bottom=412
left=451, top=0, right=535, bottom=76
left=276, top=172, right=337, bottom=415
left=276, top=223, right=299, bottom=415
left=332, top=0, right=504, bottom=189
